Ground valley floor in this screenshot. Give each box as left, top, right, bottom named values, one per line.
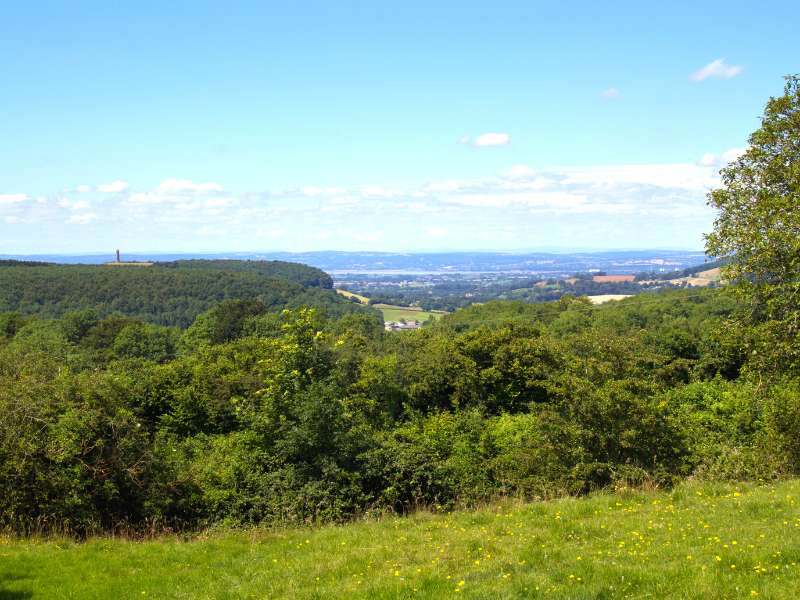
left=2, top=480, right=800, bottom=599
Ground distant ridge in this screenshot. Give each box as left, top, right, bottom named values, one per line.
left=0, top=250, right=709, bottom=276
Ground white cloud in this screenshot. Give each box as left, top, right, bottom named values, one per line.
left=443, top=191, right=588, bottom=210
left=600, top=87, right=620, bottom=100
left=457, top=135, right=471, bottom=145
left=360, top=186, right=403, bottom=198
left=97, top=180, right=129, bottom=193
left=157, top=178, right=223, bottom=193
left=11, top=158, right=723, bottom=252
left=697, top=147, right=747, bottom=168
left=690, top=58, right=743, bottom=82
left=721, top=147, right=746, bottom=163
left=67, top=212, right=98, bottom=225
left=127, top=192, right=161, bottom=204
left=473, top=132, right=511, bottom=147
left=0, top=194, right=28, bottom=205
left=354, top=230, right=384, bottom=243
left=75, top=185, right=92, bottom=193
left=422, top=179, right=475, bottom=193
left=560, top=164, right=718, bottom=191
left=202, top=197, right=236, bottom=208
left=272, top=186, right=349, bottom=198
left=255, top=227, right=285, bottom=238
left=697, top=153, right=718, bottom=167
left=196, top=225, right=228, bottom=236
left=502, top=165, right=536, bottom=179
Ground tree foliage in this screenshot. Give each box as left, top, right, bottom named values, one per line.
left=0, top=260, right=361, bottom=327
left=1, top=286, right=797, bottom=534
left=706, top=75, right=800, bottom=369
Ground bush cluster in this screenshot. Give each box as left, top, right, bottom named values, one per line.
left=1, top=289, right=797, bottom=535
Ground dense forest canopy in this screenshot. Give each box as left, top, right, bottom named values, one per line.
left=1, top=285, right=797, bottom=535
left=159, top=259, right=334, bottom=289
left=0, top=260, right=347, bottom=327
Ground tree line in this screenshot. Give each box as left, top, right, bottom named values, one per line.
left=0, top=260, right=345, bottom=328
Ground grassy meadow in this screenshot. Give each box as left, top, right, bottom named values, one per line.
left=335, top=289, right=371, bottom=304
left=375, top=303, right=446, bottom=323
left=2, top=480, right=799, bottom=599
left=334, top=290, right=446, bottom=323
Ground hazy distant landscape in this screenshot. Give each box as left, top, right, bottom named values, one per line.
left=0, top=249, right=708, bottom=275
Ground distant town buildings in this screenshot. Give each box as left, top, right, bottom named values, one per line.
left=592, top=275, right=635, bottom=283
left=384, top=320, right=421, bottom=332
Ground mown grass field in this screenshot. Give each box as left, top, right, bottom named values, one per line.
left=375, top=304, right=446, bottom=323
left=2, top=480, right=800, bottom=599
left=335, top=289, right=370, bottom=304
left=334, top=289, right=446, bottom=323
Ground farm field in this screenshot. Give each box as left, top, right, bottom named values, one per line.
left=2, top=479, right=800, bottom=599
left=335, top=288, right=370, bottom=304
left=374, top=303, right=447, bottom=323
left=587, top=294, right=634, bottom=304
left=666, top=267, right=724, bottom=288
left=335, top=290, right=446, bottom=323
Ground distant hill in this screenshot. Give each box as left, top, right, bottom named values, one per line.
left=636, top=257, right=728, bottom=286
left=160, top=259, right=333, bottom=288
left=0, top=250, right=708, bottom=275
left=0, top=259, right=53, bottom=267
left=653, top=257, right=728, bottom=280
left=0, top=260, right=353, bottom=327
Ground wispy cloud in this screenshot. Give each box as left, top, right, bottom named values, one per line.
left=66, top=212, right=98, bottom=225
left=721, top=147, right=746, bottom=163
left=0, top=193, right=28, bottom=205
left=157, top=178, right=224, bottom=193
left=474, top=132, right=511, bottom=147
left=502, top=165, right=536, bottom=179
left=459, top=132, right=511, bottom=147
left=690, top=58, right=743, bottom=82
left=3, top=160, right=725, bottom=252
left=97, top=180, right=129, bottom=193
left=696, top=147, right=747, bottom=167
left=697, top=153, right=718, bottom=167
left=600, top=87, right=620, bottom=100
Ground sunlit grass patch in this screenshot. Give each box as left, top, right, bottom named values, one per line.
left=2, top=479, right=800, bottom=598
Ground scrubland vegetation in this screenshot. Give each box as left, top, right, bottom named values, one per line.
left=1, top=286, right=797, bottom=535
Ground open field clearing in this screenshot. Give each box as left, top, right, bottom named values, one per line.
left=667, top=267, right=723, bottom=288
left=334, top=290, right=445, bottom=322
left=335, top=288, right=370, bottom=304
left=374, top=303, right=447, bottom=323
left=587, top=294, right=634, bottom=304
left=2, top=480, right=800, bottom=599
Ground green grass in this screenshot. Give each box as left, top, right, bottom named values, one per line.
left=375, top=304, right=446, bottom=323
left=333, top=292, right=445, bottom=323
left=3, top=480, right=800, bottom=598
left=335, top=289, right=370, bottom=304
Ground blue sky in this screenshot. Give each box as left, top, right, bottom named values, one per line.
left=1, top=1, right=797, bottom=254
